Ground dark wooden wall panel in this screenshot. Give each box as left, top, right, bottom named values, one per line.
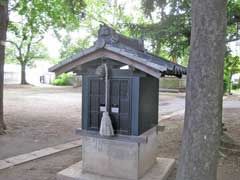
left=82, top=69, right=158, bottom=136
left=139, top=76, right=159, bottom=134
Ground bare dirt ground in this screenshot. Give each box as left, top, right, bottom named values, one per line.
left=162, top=108, right=240, bottom=180
left=0, top=148, right=81, bottom=180
left=0, top=85, right=82, bottom=159
left=0, top=85, right=239, bottom=180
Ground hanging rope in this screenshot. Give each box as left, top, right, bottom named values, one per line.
left=96, top=63, right=114, bottom=137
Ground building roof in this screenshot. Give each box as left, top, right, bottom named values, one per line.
left=49, top=25, right=187, bottom=78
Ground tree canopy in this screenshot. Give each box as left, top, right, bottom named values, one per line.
left=56, top=0, right=239, bottom=67
left=59, top=35, right=91, bottom=59
left=127, top=0, right=240, bottom=63
left=6, top=0, right=86, bottom=84
left=58, top=0, right=144, bottom=60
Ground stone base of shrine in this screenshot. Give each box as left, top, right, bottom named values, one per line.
left=79, top=127, right=160, bottom=179
left=60, top=126, right=171, bottom=180
left=57, top=157, right=175, bottom=180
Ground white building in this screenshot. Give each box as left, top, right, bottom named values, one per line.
left=4, top=61, right=55, bottom=85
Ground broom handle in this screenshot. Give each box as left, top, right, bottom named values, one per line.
left=104, top=64, right=108, bottom=112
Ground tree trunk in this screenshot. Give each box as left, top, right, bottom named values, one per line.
left=20, top=62, right=28, bottom=85
left=176, top=1, right=227, bottom=180
left=0, top=0, right=8, bottom=134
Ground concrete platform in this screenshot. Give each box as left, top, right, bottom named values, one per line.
left=80, top=127, right=159, bottom=180
left=57, top=157, right=175, bottom=180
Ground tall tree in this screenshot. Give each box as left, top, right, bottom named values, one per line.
left=7, top=22, right=48, bottom=84
left=6, top=37, right=48, bottom=84
left=7, top=0, right=86, bottom=84
left=0, top=0, right=8, bottom=134
left=176, top=1, right=227, bottom=180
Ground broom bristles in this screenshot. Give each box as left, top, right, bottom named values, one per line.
left=99, top=112, right=114, bottom=136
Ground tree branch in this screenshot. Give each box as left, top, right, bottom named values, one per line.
left=6, top=40, right=24, bottom=63
left=24, top=35, right=33, bottom=63
left=32, top=36, right=44, bottom=44
left=6, top=40, right=19, bottom=49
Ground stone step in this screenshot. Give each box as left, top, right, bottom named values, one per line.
left=57, top=157, right=175, bottom=180
left=0, top=139, right=82, bottom=170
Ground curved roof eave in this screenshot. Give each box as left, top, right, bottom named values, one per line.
left=49, top=43, right=187, bottom=78
left=49, top=45, right=101, bottom=72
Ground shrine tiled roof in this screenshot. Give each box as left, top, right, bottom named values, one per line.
left=49, top=25, right=187, bottom=78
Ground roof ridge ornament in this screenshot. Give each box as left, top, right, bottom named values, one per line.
left=96, top=24, right=145, bottom=52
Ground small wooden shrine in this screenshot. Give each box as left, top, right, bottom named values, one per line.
left=50, top=24, right=186, bottom=180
